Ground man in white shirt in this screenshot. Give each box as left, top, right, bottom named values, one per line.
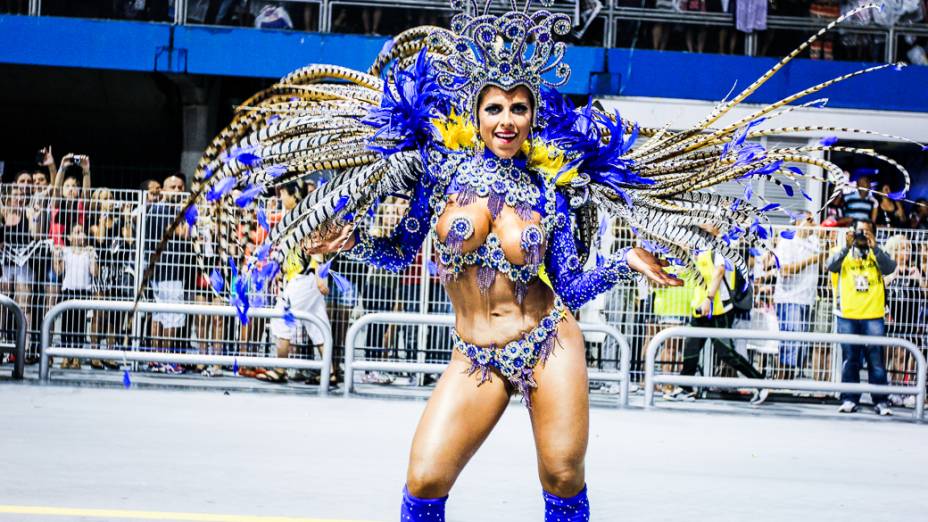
left=772, top=211, right=826, bottom=378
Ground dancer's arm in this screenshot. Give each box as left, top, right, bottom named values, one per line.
left=309, top=182, right=433, bottom=272
left=546, top=193, right=680, bottom=310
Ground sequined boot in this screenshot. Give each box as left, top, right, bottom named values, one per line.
left=543, top=485, right=590, bottom=521
left=400, top=485, right=446, bottom=522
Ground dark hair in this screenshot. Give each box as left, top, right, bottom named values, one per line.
left=140, top=179, right=158, bottom=191
left=165, top=172, right=186, bottom=186
left=280, top=182, right=302, bottom=198
left=63, top=173, right=81, bottom=186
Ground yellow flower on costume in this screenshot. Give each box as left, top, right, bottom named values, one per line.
left=521, top=138, right=578, bottom=187
left=538, top=263, right=553, bottom=289
left=432, top=110, right=477, bottom=151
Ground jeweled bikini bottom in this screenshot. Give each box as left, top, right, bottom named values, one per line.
left=452, top=298, right=566, bottom=408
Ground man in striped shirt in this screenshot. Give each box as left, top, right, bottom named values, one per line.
left=839, top=173, right=878, bottom=226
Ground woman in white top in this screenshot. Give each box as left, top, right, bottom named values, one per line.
left=53, top=224, right=98, bottom=369
left=772, top=211, right=827, bottom=378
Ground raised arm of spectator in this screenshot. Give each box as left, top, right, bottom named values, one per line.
left=78, top=155, right=92, bottom=199
left=826, top=239, right=851, bottom=273
left=52, top=153, right=73, bottom=198
left=780, top=251, right=829, bottom=276
left=40, top=146, right=57, bottom=188
left=873, top=246, right=897, bottom=275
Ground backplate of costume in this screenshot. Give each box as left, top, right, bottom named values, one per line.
left=177, top=1, right=915, bottom=519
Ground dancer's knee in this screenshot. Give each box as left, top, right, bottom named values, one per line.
left=406, top=461, right=454, bottom=499
left=538, top=459, right=585, bottom=498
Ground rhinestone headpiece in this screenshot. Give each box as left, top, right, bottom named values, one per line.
left=429, top=1, right=572, bottom=124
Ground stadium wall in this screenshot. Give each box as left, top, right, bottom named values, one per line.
left=3, top=15, right=928, bottom=113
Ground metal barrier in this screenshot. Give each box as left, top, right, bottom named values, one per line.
left=644, top=326, right=927, bottom=421
left=344, top=312, right=633, bottom=406
left=39, top=300, right=334, bottom=395
left=0, top=293, right=26, bottom=379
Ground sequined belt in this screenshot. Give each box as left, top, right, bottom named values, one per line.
left=452, top=298, right=566, bottom=408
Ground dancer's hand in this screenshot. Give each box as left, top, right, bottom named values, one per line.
left=627, top=247, right=682, bottom=287
left=306, top=223, right=355, bottom=255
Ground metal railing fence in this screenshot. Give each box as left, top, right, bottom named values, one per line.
left=0, top=293, right=26, bottom=379
left=39, top=300, right=334, bottom=394
left=13, top=0, right=926, bottom=63
left=343, top=312, right=634, bottom=405
left=3, top=179, right=928, bottom=409
left=643, top=326, right=927, bottom=421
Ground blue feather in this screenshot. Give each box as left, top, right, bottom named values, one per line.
left=237, top=152, right=261, bottom=167
left=317, top=259, right=333, bottom=279
left=760, top=203, right=780, bottom=212
left=209, top=268, right=225, bottom=294
left=333, top=195, right=350, bottom=214
left=819, top=136, right=838, bottom=146
left=780, top=230, right=797, bottom=240
left=427, top=260, right=438, bottom=277
left=257, top=207, right=270, bottom=232
left=330, top=271, right=354, bottom=295
left=184, top=205, right=198, bottom=227
left=265, top=164, right=287, bottom=179
left=782, top=184, right=794, bottom=197
left=207, top=177, right=237, bottom=202
left=362, top=49, right=449, bottom=155
left=283, top=300, right=296, bottom=328
left=889, top=189, right=906, bottom=201
left=235, top=184, right=265, bottom=208
left=255, top=243, right=271, bottom=262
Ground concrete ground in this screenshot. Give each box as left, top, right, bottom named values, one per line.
left=0, top=381, right=926, bottom=522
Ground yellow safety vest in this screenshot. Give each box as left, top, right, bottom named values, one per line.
left=691, top=251, right=734, bottom=317
left=831, top=247, right=885, bottom=320
left=653, top=265, right=695, bottom=318
left=282, top=250, right=319, bottom=283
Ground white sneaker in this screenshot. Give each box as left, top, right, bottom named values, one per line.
left=838, top=401, right=858, bottom=413
left=874, top=402, right=893, bottom=416
left=750, top=388, right=769, bottom=406
left=663, top=387, right=696, bottom=402
left=903, top=395, right=917, bottom=409
left=361, top=371, right=395, bottom=385
left=889, top=394, right=905, bottom=407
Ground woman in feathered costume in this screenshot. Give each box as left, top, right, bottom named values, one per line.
left=163, top=1, right=917, bottom=519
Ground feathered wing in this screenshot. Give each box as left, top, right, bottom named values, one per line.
left=137, top=27, right=455, bottom=318
left=548, top=3, right=918, bottom=286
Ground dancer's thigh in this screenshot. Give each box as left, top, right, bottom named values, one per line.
left=406, top=351, right=511, bottom=497
left=529, top=315, right=589, bottom=495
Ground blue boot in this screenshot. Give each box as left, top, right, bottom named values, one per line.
left=401, top=485, right=447, bottom=522
left=543, top=485, right=590, bottom=521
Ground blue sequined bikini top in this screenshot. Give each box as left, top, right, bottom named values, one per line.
left=429, top=152, right=561, bottom=301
